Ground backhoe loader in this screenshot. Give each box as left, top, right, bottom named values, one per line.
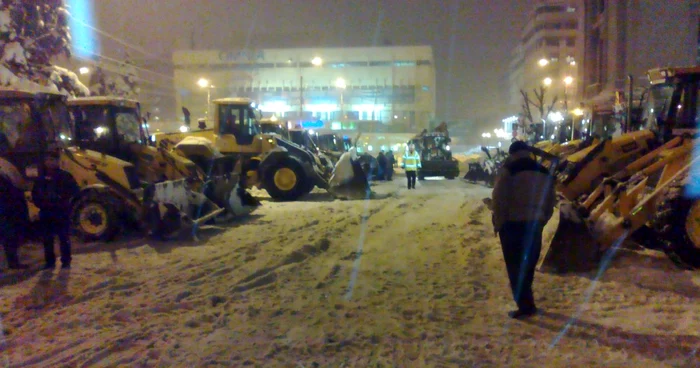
left=155, top=98, right=369, bottom=201
left=0, top=89, right=194, bottom=242
left=66, top=97, right=255, bottom=223
left=541, top=66, right=700, bottom=273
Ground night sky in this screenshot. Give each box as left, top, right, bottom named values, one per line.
left=92, top=0, right=533, bottom=129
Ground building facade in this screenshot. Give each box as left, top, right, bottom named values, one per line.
left=508, top=1, right=584, bottom=114
left=172, top=46, right=436, bottom=132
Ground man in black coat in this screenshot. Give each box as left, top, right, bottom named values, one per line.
left=31, top=151, right=80, bottom=270
left=376, top=151, right=387, bottom=181
left=386, top=150, right=395, bottom=181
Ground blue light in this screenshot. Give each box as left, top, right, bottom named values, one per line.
left=301, top=121, right=324, bottom=129
left=68, top=0, right=99, bottom=59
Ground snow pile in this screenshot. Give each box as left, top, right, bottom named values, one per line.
left=1, top=180, right=699, bottom=366
left=88, top=57, right=140, bottom=98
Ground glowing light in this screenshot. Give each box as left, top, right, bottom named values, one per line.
left=94, top=126, right=105, bottom=135
left=394, top=115, right=398, bottom=119
left=564, top=76, right=574, bottom=85
left=311, top=57, right=323, bottom=66
left=197, top=78, right=210, bottom=88
left=548, top=111, right=564, bottom=123
left=502, top=116, right=518, bottom=124
left=573, top=108, right=584, bottom=116
left=543, top=77, right=553, bottom=86
left=179, top=125, right=189, bottom=133
left=367, top=145, right=373, bottom=151
left=538, top=58, right=549, bottom=67
left=309, top=129, right=315, bottom=135
left=270, top=115, right=278, bottom=122
left=78, top=67, right=90, bottom=75
left=68, top=0, right=99, bottom=59
left=335, top=78, right=346, bottom=89
left=446, top=145, right=451, bottom=151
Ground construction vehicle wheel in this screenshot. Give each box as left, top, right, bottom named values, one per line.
left=654, top=181, right=700, bottom=269
left=445, top=175, right=456, bottom=180
left=264, top=158, right=306, bottom=201
left=72, top=194, right=119, bottom=242
left=418, top=172, right=425, bottom=180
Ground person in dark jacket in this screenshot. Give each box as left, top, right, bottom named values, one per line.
left=376, top=151, right=387, bottom=181
left=491, top=140, right=555, bottom=319
left=0, top=163, right=30, bottom=270
left=386, top=149, right=395, bottom=181
left=31, top=151, right=80, bottom=270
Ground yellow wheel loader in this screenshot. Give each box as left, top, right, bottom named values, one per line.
left=0, top=89, right=147, bottom=241
left=66, top=97, right=252, bottom=225
left=156, top=98, right=370, bottom=201
left=541, top=66, right=700, bottom=273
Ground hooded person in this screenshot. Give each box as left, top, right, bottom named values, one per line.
left=491, top=140, right=556, bottom=319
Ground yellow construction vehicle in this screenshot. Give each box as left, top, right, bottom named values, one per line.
left=156, top=98, right=369, bottom=201
left=66, top=96, right=252, bottom=223
left=541, top=66, right=700, bottom=273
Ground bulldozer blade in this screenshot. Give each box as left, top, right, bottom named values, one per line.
left=539, top=202, right=602, bottom=274
left=328, top=156, right=372, bottom=200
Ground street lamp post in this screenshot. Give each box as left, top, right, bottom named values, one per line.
left=335, top=77, right=346, bottom=121
left=197, top=78, right=214, bottom=117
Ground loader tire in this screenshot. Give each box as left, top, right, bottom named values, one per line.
left=72, top=193, right=119, bottom=242
left=264, top=158, right=307, bottom=201
left=654, top=180, right=700, bottom=269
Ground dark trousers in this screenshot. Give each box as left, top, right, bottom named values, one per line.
left=1, top=217, right=23, bottom=267
left=498, top=221, right=543, bottom=312
left=386, top=166, right=393, bottom=180
left=40, top=216, right=72, bottom=266
left=405, top=171, right=417, bottom=189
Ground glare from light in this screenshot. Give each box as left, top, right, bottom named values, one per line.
left=150, top=135, right=156, bottom=142
left=79, top=67, right=90, bottom=75
left=309, top=129, right=315, bottom=135
left=179, top=125, right=189, bottom=133
left=564, top=76, right=574, bottom=85
left=570, top=61, right=576, bottom=66
left=59, top=134, right=67, bottom=140
left=572, top=108, right=584, bottom=116
left=393, top=115, right=398, bottom=119
left=311, top=57, right=323, bottom=66
left=543, top=77, right=553, bottom=86
left=498, top=141, right=502, bottom=148
left=446, top=145, right=450, bottom=151
left=270, top=115, right=278, bottom=122
left=197, top=78, right=209, bottom=88
left=94, top=126, right=105, bottom=135
left=548, top=111, right=565, bottom=123
left=551, top=134, right=556, bottom=139
left=335, top=78, right=346, bottom=89
left=538, top=58, right=549, bottom=67
left=367, top=145, right=373, bottom=151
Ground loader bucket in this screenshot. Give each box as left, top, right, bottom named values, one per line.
left=539, top=201, right=602, bottom=274
left=327, top=158, right=372, bottom=200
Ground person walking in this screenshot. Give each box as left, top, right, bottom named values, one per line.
left=376, top=151, right=387, bottom=181
left=31, top=150, right=80, bottom=270
left=401, top=144, right=421, bottom=189
left=491, top=140, right=555, bottom=319
left=0, top=159, right=30, bottom=270
left=386, top=149, right=395, bottom=181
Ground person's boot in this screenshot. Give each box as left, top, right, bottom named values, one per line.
left=508, top=308, right=537, bottom=319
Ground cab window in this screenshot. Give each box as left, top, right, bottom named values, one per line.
left=0, top=100, right=40, bottom=153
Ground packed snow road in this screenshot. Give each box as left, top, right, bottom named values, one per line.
left=2, top=178, right=700, bottom=367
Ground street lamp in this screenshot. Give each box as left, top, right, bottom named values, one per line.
left=311, top=56, right=323, bottom=66
left=564, top=76, right=573, bottom=86
left=197, top=78, right=214, bottom=116
left=538, top=58, right=549, bottom=67
left=79, top=67, right=90, bottom=75
left=543, top=77, right=552, bottom=86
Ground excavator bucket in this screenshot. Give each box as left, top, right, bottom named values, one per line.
left=327, top=149, right=372, bottom=200
left=539, top=200, right=601, bottom=273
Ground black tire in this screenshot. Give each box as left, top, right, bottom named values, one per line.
left=72, top=193, right=119, bottom=242
left=653, top=178, right=700, bottom=269
left=445, top=175, right=456, bottom=180
left=263, top=157, right=307, bottom=201
left=418, top=172, right=425, bottom=181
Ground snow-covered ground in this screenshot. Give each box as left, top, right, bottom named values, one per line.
left=1, top=179, right=700, bottom=367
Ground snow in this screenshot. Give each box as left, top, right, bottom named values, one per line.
left=2, top=42, right=25, bottom=65
left=0, top=10, right=10, bottom=33
left=1, top=179, right=700, bottom=366
left=48, top=65, right=90, bottom=96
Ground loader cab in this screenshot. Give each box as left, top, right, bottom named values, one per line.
left=0, top=90, right=73, bottom=176
left=67, top=97, right=147, bottom=163
left=646, top=67, right=700, bottom=139
left=211, top=98, right=271, bottom=154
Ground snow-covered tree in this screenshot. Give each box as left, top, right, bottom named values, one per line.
left=0, top=0, right=89, bottom=96
left=88, top=55, right=140, bottom=99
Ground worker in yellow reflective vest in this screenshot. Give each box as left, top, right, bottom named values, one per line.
left=401, top=144, right=421, bottom=189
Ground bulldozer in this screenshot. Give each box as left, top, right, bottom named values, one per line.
left=408, top=128, right=460, bottom=180
left=155, top=98, right=369, bottom=201
left=0, top=89, right=201, bottom=242
left=541, top=66, right=700, bottom=273
left=65, top=96, right=253, bottom=223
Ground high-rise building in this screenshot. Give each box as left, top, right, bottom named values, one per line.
left=582, top=0, right=700, bottom=108
left=508, top=1, right=584, bottom=117
left=172, top=46, right=436, bottom=133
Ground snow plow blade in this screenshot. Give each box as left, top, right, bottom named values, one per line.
left=539, top=201, right=601, bottom=274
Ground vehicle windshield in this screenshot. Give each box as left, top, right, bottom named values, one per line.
left=0, top=98, right=72, bottom=154
left=260, top=122, right=288, bottom=137
left=71, top=104, right=143, bottom=154
left=643, top=83, right=676, bottom=129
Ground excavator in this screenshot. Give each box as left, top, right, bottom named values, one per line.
left=0, top=89, right=198, bottom=242
left=155, top=98, right=370, bottom=201
left=65, top=96, right=255, bottom=225
left=540, top=66, right=700, bottom=273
